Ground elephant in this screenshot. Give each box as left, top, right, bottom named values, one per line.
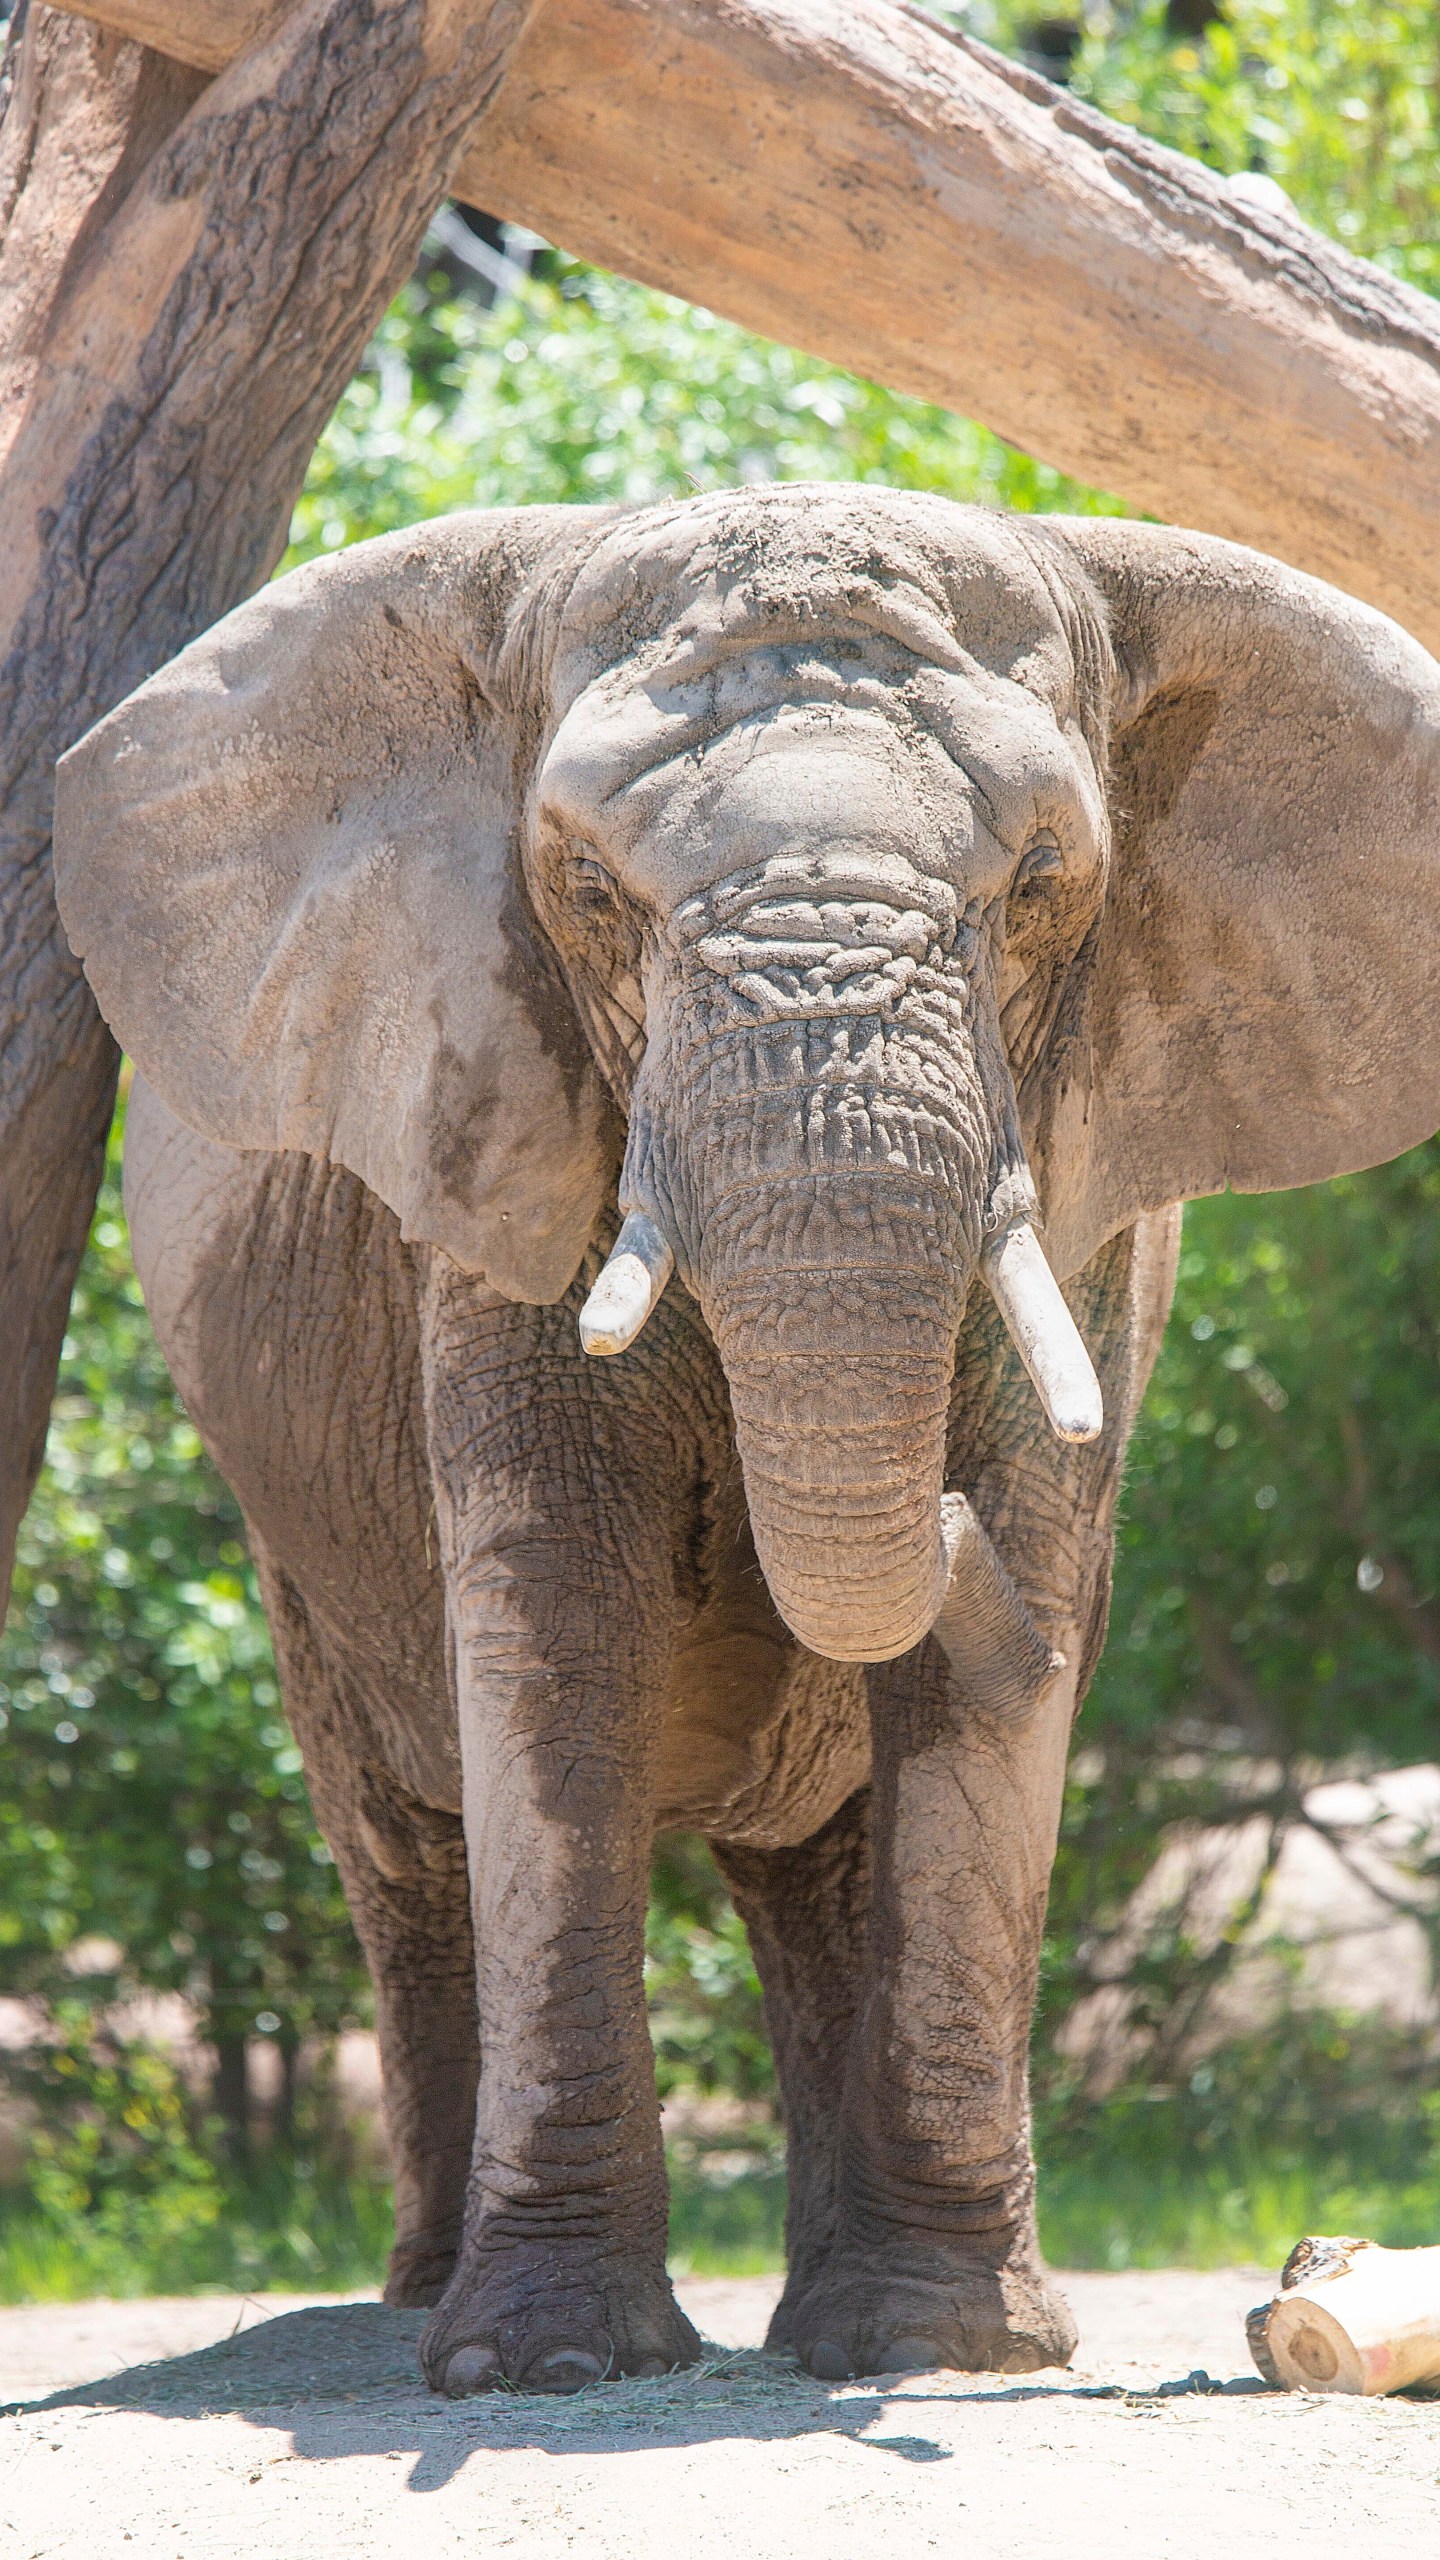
left=51, top=483, right=1440, bottom=2393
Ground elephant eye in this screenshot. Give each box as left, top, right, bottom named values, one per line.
left=1014, top=832, right=1063, bottom=890
left=567, top=855, right=621, bottom=914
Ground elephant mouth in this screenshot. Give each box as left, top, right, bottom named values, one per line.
left=580, top=1200, right=1101, bottom=1444
left=578, top=1196, right=1100, bottom=1682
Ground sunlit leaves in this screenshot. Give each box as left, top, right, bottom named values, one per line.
left=1067, top=0, right=1440, bottom=291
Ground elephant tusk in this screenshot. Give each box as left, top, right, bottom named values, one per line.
left=578, top=1212, right=675, bottom=1357
left=980, top=1216, right=1104, bottom=1444
left=931, top=1490, right=1063, bottom=1716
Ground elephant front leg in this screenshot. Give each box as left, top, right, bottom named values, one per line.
left=416, top=1279, right=702, bottom=2397
left=423, top=1652, right=699, bottom=2395
left=784, top=1640, right=1080, bottom=2381
left=784, top=1228, right=1158, bottom=2380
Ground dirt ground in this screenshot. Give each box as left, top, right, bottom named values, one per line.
left=2, top=2270, right=1437, bottom=2559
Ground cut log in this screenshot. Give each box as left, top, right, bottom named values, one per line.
left=1248, top=2237, right=1440, bottom=2396
left=46, top=0, right=1440, bottom=656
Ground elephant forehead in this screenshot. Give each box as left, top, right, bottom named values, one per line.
left=550, top=484, right=1077, bottom=709
left=619, top=716, right=972, bottom=890
left=622, top=700, right=1048, bottom=848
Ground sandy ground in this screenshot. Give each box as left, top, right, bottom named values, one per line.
left=1, top=2271, right=1437, bottom=2559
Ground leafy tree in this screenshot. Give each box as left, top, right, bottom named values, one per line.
left=1070, top=0, right=1440, bottom=289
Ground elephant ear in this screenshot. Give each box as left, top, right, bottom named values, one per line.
left=1026, top=517, right=1440, bottom=1277
left=54, top=510, right=622, bottom=1300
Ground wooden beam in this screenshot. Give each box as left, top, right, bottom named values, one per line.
left=39, top=0, right=1440, bottom=656
left=48, top=0, right=279, bottom=70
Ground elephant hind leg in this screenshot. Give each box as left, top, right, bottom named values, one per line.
left=710, top=1787, right=871, bottom=2348
left=255, top=1546, right=479, bottom=2309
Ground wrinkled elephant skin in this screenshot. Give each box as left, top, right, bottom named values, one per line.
left=52, top=488, right=1440, bottom=2388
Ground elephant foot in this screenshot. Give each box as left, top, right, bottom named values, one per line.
left=774, top=2240, right=1077, bottom=2381
left=417, top=2239, right=702, bottom=2396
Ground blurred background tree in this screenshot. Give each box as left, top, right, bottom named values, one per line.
left=1066, top=0, right=1440, bottom=286
left=3, top=0, right=1439, bottom=2296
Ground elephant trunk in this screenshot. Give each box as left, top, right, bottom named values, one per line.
left=589, top=901, right=1101, bottom=1669
left=621, top=985, right=992, bottom=1662
left=706, top=1249, right=963, bottom=1662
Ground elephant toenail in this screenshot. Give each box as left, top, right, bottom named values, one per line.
left=442, top=2344, right=498, bottom=2397
left=875, top=2338, right=944, bottom=2375
left=536, top=2349, right=605, bottom=2393
left=809, top=2339, right=853, bottom=2381
left=633, top=2356, right=670, bottom=2378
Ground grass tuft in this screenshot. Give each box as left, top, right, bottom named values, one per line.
left=3, top=2084, right=1437, bottom=2301
left=0, top=2155, right=392, bottom=2303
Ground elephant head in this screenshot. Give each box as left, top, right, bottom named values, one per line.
left=53, top=487, right=1440, bottom=1665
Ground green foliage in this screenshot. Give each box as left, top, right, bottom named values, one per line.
left=1038, top=2016, right=1440, bottom=2268
left=0, top=2139, right=392, bottom=2304
left=285, top=253, right=1123, bottom=570
left=1040, top=1149, right=1440, bottom=2087
left=1116, top=1153, right=1440, bottom=1770
left=17, top=2009, right=222, bottom=2267
left=666, top=2156, right=789, bottom=2278
left=1068, top=0, right=1440, bottom=290
left=647, top=1839, right=773, bottom=2112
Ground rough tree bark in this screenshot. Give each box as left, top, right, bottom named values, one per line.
left=0, top=0, right=538, bottom=1615
left=51, top=0, right=1440, bottom=654
left=0, top=11, right=195, bottom=1626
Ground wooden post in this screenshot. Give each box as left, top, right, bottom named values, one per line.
left=47, top=0, right=1440, bottom=657
left=1248, top=2238, right=1440, bottom=2396
left=0, top=0, right=538, bottom=1611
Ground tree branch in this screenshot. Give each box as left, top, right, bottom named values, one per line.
left=45, top=0, right=1440, bottom=657
left=0, top=0, right=538, bottom=1613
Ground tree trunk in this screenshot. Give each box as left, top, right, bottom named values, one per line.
left=275, top=2025, right=300, bottom=2149
left=0, top=0, right=538, bottom=1615
left=0, top=12, right=196, bottom=1622
left=50, top=0, right=1440, bottom=656
left=211, top=2028, right=250, bottom=2162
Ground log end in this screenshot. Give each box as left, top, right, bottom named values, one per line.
left=1265, top=2293, right=1366, bottom=2394
left=1247, top=2234, right=1440, bottom=2397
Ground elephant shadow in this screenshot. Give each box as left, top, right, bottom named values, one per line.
left=8, top=2302, right=1270, bottom=2494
